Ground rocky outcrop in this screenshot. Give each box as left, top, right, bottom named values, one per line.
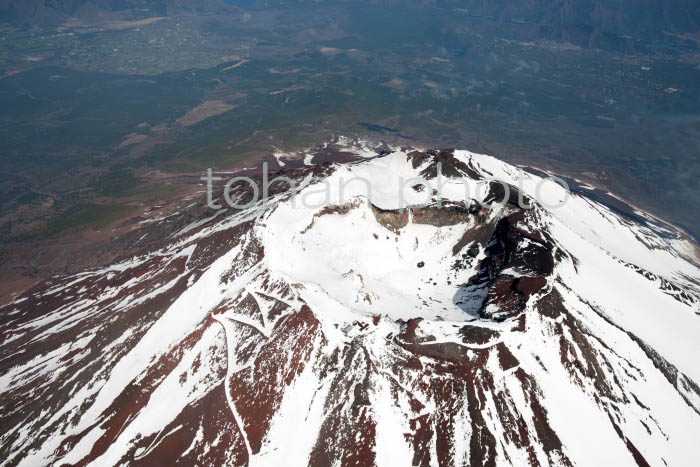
left=408, top=148, right=482, bottom=180
left=412, top=201, right=471, bottom=227
left=369, top=203, right=409, bottom=232
left=459, top=210, right=554, bottom=321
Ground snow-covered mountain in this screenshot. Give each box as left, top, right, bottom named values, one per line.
left=1, top=143, right=699, bottom=466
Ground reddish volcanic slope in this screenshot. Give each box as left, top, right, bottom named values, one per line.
left=1, top=142, right=700, bottom=466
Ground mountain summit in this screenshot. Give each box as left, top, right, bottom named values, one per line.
left=1, top=144, right=699, bottom=466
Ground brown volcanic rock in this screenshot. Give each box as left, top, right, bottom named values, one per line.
left=309, top=344, right=378, bottom=467
left=480, top=275, right=524, bottom=321
left=412, top=202, right=471, bottom=227
left=369, top=203, right=409, bottom=232
left=516, top=275, right=548, bottom=300
left=457, top=208, right=555, bottom=321
left=228, top=304, right=324, bottom=455
left=412, top=149, right=482, bottom=180
left=459, top=324, right=499, bottom=345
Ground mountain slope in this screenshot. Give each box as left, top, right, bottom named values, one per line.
left=1, top=143, right=699, bottom=466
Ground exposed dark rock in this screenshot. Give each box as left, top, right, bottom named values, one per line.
left=369, top=203, right=408, bottom=232
left=482, top=182, right=532, bottom=209
left=418, top=149, right=479, bottom=180
left=480, top=275, right=524, bottom=321
left=412, top=202, right=471, bottom=227
left=459, top=325, right=499, bottom=345
left=404, top=341, right=473, bottom=362
left=515, top=276, right=548, bottom=300
left=455, top=210, right=555, bottom=321
left=452, top=220, right=499, bottom=256
left=301, top=200, right=361, bottom=233
left=407, top=150, right=432, bottom=169
left=496, top=342, right=519, bottom=371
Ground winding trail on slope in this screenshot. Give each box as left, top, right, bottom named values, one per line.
left=213, top=314, right=254, bottom=460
